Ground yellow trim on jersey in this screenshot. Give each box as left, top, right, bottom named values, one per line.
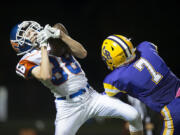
left=160, top=106, right=174, bottom=135
left=103, top=83, right=127, bottom=96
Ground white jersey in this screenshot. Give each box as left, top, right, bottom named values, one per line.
left=16, top=49, right=88, bottom=98
left=15, top=50, right=143, bottom=135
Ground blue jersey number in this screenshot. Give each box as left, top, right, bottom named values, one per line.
left=49, top=56, right=82, bottom=85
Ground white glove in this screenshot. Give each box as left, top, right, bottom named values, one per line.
left=37, top=27, right=51, bottom=44
left=44, top=24, right=60, bottom=39
left=37, top=24, right=61, bottom=45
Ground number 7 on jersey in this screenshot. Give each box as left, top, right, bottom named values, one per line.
left=134, top=57, right=163, bottom=84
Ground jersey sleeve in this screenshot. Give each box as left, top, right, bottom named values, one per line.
left=138, top=41, right=158, bottom=52
left=103, top=74, right=127, bottom=97
left=16, top=60, right=38, bottom=79
left=16, top=50, right=41, bottom=79
left=103, top=82, right=127, bottom=97
left=148, top=42, right=158, bottom=52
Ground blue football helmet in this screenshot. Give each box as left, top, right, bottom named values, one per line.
left=10, top=21, right=43, bottom=55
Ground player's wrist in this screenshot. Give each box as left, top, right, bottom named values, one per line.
left=40, top=42, right=48, bottom=48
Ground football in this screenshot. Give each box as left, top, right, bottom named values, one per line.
left=48, top=38, right=70, bottom=57
left=48, top=23, right=70, bottom=57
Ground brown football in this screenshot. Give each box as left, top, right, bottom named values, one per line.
left=48, top=23, right=70, bottom=57
left=48, top=38, right=70, bottom=57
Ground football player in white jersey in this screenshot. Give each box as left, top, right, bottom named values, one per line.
left=10, top=21, right=143, bottom=135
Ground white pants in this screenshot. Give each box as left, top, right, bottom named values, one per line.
left=54, top=87, right=143, bottom=135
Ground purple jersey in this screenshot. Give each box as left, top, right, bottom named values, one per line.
left=103, top=41, right=180, bottom=112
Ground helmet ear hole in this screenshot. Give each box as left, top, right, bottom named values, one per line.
left=111, top=46, right=114, bottom=51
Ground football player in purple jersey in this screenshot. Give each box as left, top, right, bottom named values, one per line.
left=101, top=34, right=180, bottom=135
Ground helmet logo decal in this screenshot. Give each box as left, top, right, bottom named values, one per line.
left=11, top=41, right=19, bottom=52
left=103, top=46, right=112, bottom=60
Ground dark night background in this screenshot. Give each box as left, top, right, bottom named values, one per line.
left=0, top=0, right=179, bottom=135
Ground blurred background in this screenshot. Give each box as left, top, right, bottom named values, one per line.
left=0, top=0, right=179, bottom=135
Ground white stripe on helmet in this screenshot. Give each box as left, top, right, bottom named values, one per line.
left=108, top=35, right=131, bottom=58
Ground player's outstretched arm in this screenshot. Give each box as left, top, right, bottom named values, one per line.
left=53, top=23, right=87, bottom=59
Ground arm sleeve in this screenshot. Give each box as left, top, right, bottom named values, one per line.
left=16, top=60, right=38, bottom=79
left=148, top=42, right=158, bottom=52
left=103, top=82, right=127, bottom=97
left=143, top=41, right=158, bottom=52
left=16, top=51, right=41, bottom=79
left=138, top=41, right=158, bottom=53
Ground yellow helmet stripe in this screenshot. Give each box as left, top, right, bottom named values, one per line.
left=107, top=35, right=131, bottom=58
